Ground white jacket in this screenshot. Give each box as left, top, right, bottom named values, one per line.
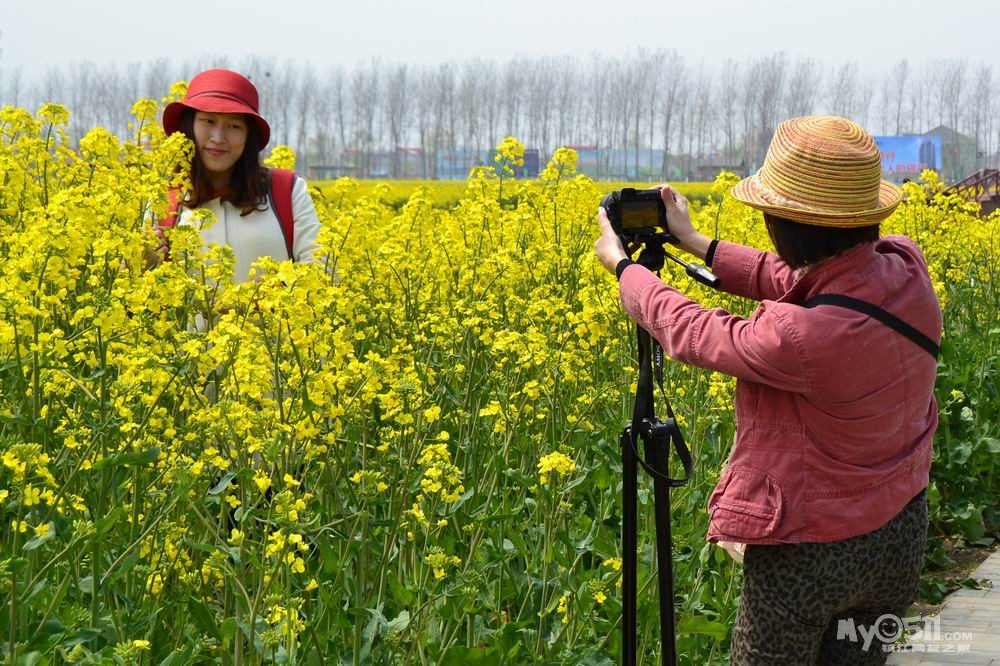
left=177, top=176, right=323, bottom=282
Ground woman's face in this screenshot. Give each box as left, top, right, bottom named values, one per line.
left=192, top=111, right=249, bottom=184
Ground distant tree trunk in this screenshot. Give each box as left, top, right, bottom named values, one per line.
left=891, top=60, right=909, bottom=134
left=659, top=52, right=685, bottom=180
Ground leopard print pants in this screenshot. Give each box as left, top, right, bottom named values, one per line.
left=729, top=490, right=927, bottom=665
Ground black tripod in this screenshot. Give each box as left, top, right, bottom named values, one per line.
left=620, top=241, right=718, bottom=666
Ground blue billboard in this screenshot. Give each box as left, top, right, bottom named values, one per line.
left=874, top=135, right=942, bottom=183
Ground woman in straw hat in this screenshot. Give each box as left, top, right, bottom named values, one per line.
left=595, top=115, right=941, bottom=664
left=150, top=68, right=322, bottom=280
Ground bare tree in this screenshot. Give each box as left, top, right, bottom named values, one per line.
left=938, top=59, right=967, bottom=132
left=270, top=59, right=299, bottom=147
left=432, top=63, right=456, bottom=162
left=308, top=67, right=338, bottom=167
left=784, top=58, right=820, bottom=118
left=525, top=58, right=556, bottom=158
left=414, top=68, right=435, bottom=178
left=478, top=60, right=500, bottom=150
left=658, top=52, right=685, bottom=179
left=747, top=53, right=787, bottom=169
left=608, top=58, right=637, bottom=179
left=717, top=58, right=741, bottom=168
left=583, top=53, right=611, bottom=177
left=554, top=56, right=580, bottom=150
left=351, top=59, right=381, bottom=177
left=693, top=61, right=715, bottom=167
left=856, top=75, right=876, bottom=128
left=968, top=64, right=993, bottom=169
left=501, top=59, right=523, bottom=144
left=1, top=65, right=25, bottom=108
left=889, top=60, right=909, bottom=134
left=384, top=64, right=410, bottom=177
left=294, top=63, right=317, bottom=169
left=457, top=60, right=481, bottom=152
left=827, top=62, right=859, bottom=118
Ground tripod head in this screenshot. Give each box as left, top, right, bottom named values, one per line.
left=629, top=237, right=721, bottom=289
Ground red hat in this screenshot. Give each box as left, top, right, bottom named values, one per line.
left=162, top=69, right=271, bottom=148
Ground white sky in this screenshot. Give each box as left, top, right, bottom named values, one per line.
left=2, top=0, right=997, bottom=77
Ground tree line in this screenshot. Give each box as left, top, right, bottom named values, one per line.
left=1, top=52, right=997, bottom=181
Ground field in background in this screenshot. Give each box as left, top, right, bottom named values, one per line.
left=314, top=179, right=717, bottom=210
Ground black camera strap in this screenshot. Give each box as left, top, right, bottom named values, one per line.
left=803, top=294, right=939, bottom=359
left=621, top=324, right=693, bottom=666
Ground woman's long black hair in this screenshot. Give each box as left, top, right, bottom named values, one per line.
left=179, top=108, right=269, bottom=216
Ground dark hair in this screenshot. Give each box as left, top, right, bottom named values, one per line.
left=180, top=108, right=268, bottom=216
left=763, top=213, right=879, bottom=269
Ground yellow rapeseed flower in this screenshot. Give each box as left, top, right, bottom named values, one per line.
left=537, top=451, right=577, bottom=485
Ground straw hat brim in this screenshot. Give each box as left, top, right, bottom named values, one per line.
left=731, top=172, right=902, bottom=227
left=162, top=98, right=271, bottom=149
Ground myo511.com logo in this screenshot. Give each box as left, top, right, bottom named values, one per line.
left=837, top=614, right=973, bottom=653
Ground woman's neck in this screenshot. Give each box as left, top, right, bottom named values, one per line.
left=207, top=171, right=231, bottom=189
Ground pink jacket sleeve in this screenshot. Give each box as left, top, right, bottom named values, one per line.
left=712, top=241, right=798, bottom=302
left=618, top=263, right=808, bottom=392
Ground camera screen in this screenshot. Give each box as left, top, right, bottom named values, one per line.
left=620, top=199, right=662, bottom=229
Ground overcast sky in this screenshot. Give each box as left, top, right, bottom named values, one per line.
left=2, top=0, right=997, bottom=78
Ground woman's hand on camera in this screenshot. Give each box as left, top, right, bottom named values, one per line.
left=595, top=207, right=629, bottom=275
left=660, top=185, right=712, bottom=261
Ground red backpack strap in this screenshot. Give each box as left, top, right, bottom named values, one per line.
left=268, top=168, right=296, bottom=260
left=154, top=188, right=181, bottom=262
left=162, top=188, right=180, bottom=228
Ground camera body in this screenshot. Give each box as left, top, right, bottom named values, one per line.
left=601, top=187, right=676, bottom=245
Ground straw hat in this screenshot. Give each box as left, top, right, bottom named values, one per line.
left=731, top=115, right=901, bottom=227
left=162, top=69, right=271, bottom=148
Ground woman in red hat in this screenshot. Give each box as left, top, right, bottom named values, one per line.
left=153, top=68, right=322, bottom=281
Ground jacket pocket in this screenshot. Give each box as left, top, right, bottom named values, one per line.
left=708, top=464, right=784, bottom=540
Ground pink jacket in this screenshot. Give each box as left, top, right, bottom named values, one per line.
left=619, top=236, right=941, bottom=544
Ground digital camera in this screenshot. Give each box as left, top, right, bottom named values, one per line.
left=600, top=187, right=676, bottom=244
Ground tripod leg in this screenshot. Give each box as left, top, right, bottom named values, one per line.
left=651, top=435, right=677, bottom=666
left=621, top=430, right=638, bottom=666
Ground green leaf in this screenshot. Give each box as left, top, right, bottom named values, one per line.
left=569, top=650, right=615, bottom=666
left=439, top=646, right=500, bottom=665
left=91, top=445, right=161, bottom=471
left=220, top=616, right=239, bottom=647
left=187, top=599, right=222, bottom=642
left=208, top=472, right=237, bottom=495
left=952, top=440, right=973, bottom=465
left=953, top=505, right=986, bottom=543
left=15, top=652, right=42, bottom=666
left=37, top=619, right=65, bottom=636
left=22, top=522, right=56, bottom=551
left=59, top=627, right=102, bottom=648
left=6, top=558, right=29, bottom=572
left=386, top=610, right=410, bottom=633
left=22, top=579, right=48, bottom=603
left=183, top=539, right=222, bottom=555
left=387, top=574, right=417, bottom=606
left=677, top=614, right=729, bottom=642
left=94, top=508, right=122, bottom=535
left=157, top=644, right=195, bottom=666
left=983, top=437, right=1000, bottom=454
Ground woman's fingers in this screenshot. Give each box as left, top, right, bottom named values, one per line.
left=594, top=207, right=628, bottom=274
left=661, top=183, right=688, bottom=210
left=597, top=206, right=614, bottom=233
